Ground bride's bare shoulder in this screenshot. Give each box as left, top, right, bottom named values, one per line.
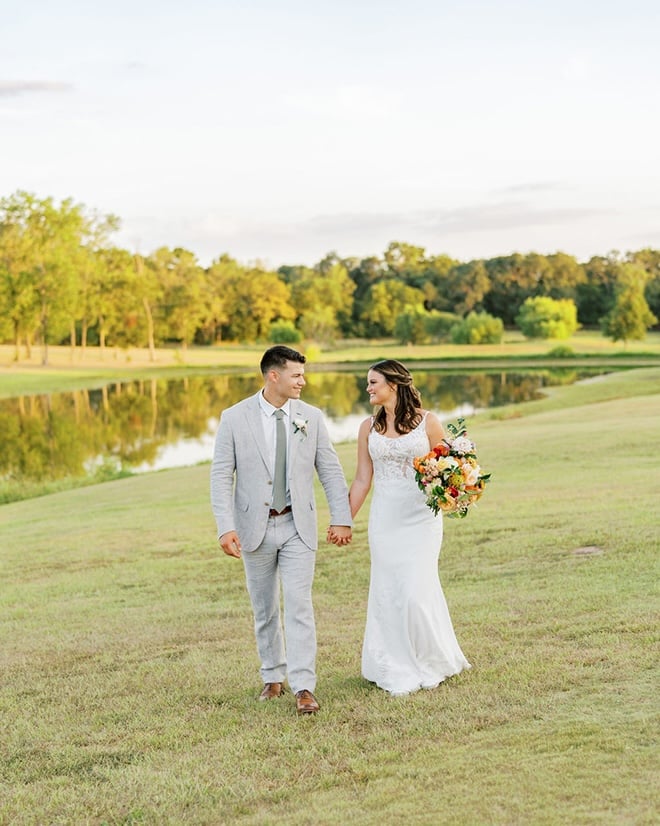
left=422, top=409, right=445, bottom=440
left=358, top=416, right=373, bottom=434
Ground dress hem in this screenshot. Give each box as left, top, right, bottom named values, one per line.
left=363, top=662, right=471, bottom=697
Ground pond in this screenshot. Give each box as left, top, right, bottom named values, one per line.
left=0, top=367, right=613, bottom=487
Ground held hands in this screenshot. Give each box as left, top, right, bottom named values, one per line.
left=221, top=526, right=351, bottom=555
left=326, top=525, right=352, bottom=546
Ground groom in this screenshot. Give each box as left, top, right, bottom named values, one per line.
left=210, top=345, right=352, bottom=714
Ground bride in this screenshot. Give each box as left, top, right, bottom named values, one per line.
left=347, top=359, right=470, bottom=696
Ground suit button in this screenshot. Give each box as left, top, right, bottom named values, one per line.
left=267, top=480, right=272, bottom=485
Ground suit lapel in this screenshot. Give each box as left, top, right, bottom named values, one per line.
left=245, top=393, right=270, bottom=472
left=288, top=402, right=306, bottom=469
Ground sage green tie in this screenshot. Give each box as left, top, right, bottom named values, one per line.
left=272, top=409, right=287, bottom=512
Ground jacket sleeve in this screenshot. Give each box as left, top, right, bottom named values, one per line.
left=210, top=410, right=237, bottom=537
left=314, top=411, right=353, bottom=527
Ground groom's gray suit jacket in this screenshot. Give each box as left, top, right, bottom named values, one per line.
left=211, top=392, right=351, bottom=551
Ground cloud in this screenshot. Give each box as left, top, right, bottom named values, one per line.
left=302, top=201, right=611, bottom=240
left=493, top=181, right=568, bottom=195
left=0, top=81, right=73, bottom=98
left=116, top=199, right=621, bottom=269
left=418, top=201, right=610, bottom=235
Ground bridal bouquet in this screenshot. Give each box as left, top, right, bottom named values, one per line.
left=413, top=418, right=491, bottom=518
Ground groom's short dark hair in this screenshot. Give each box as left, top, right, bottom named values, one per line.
left=260, top=345, right=306, bottom=375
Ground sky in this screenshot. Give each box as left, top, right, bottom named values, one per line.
left=2, top=0, right=659, bottom=269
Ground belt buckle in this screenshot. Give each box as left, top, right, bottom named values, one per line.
left=270, top=506, right=290, bottom=517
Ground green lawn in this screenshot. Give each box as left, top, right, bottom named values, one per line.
left=1, top=368, right=659, bottom=824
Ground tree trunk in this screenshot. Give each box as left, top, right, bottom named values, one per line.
left=143, top=296, right=156, bottom=362
left=69, top=321, right=76, bottom=362
left=41, top=299, right=49, bottom=366
left=12, top=320, right=20, bottom=362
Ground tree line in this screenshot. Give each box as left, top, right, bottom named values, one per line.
left=1, top=191, right=658, bottom=363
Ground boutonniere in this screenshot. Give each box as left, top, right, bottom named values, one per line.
left=292, top=417, right=308, bottom=438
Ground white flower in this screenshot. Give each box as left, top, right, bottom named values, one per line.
left=450, top=436, right=474, bottom=456
left=462, top=463, right=481, bottom=486
left=293, top=418, right=308, bottom=438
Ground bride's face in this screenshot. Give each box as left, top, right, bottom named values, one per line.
left=366, top=370, right=395, bottom=406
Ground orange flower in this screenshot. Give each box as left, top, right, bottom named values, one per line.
left=434, top=442, right=450, bottom=457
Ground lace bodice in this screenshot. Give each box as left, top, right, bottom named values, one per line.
left=369, top=415, right=430, bottom=483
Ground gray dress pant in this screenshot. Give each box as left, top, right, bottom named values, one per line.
left=241, top=512, right=317, bottom=694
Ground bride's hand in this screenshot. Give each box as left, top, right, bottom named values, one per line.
left=327, top=525, right=352, bottom=546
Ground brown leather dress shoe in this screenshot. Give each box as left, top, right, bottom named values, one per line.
left=295, top=689, right=320, bottom=714
left=259, top=682, right=284, bottom=701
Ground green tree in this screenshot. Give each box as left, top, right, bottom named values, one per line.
left=450, top=311, right=504, bottom=344
left=238, top=269, right=294, bottom=341
left=146, top=247, right=206, bottom=348
left=74, top=211, right=120, bottom=355
left=628, top=248, right=660, bottom=324
left=346, top=255, right=386, bottom=335
left=0, top=193, right=37, bottom=359
left=214, top=264, right=294, bottom=341
left=25, top=195, right=87, bottom=365
left=516, top=296, right=579, bottom=339
left=383, top=243, right=459, bottom=311
left=483, top=253, right=543, bottom=325
left=384, top=241, right=427, bottom=280
left=0, top=192, right=87, bottom=362
left=600, top=264, right=657, bottom=343
left=576, top=254, right=623, bottom=326
left=94, top=247, right=140, bottom=354
left=361, top=279, right=426, bottom=336
left=133, top=253, right=160, bottom=357
left=204, top=254, right=242, bottom=344
left=299, top=305, right=338, bottom=343
left=268, top=319, right=302, bottom=344
left=393, top=305, right=431, bottom=345
left=481, top=252, right=583, bottom=326
left=287, top=260, right=356, bottom=343
left=443, top=259, right=491, bottom=315
left=424, top=310, right=462, bottom=342
left=543, top=252, right=586, bottom=300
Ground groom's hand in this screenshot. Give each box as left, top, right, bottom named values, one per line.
left=219, top=530, right=242, bottom=558
left=327, top=525, right=352, bottom=546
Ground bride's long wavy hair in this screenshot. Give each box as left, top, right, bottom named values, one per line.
left=370, top=359, right=423, bottom=435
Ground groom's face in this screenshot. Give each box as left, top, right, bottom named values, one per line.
left=273, top=360, right=306, bottom=400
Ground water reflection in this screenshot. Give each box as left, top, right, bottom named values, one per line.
left=0, top=368, right=608, bottom=485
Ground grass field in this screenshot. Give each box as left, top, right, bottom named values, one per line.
left=1, top=368, right=659, bottom=824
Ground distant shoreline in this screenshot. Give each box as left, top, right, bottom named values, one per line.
left=2, top=335, right=660, bottom=400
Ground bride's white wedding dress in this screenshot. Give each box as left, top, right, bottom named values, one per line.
left=362, top=415, right=471, bottom=696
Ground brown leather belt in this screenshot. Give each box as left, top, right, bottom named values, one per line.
left=269, top=505, right=292, bottom=517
